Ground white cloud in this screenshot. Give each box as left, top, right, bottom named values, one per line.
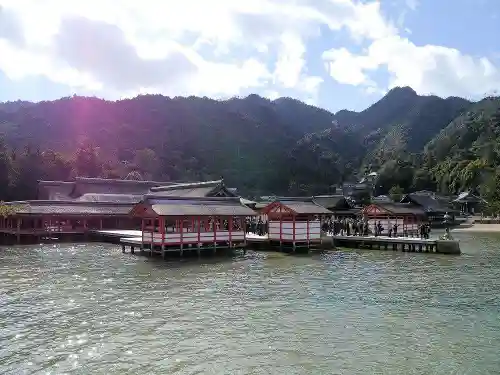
left=1, top=0, right=335, bottom=100
left=323, top=33, right=500, bottom=99
left=405, top=0, right=419, bottom=11
left=322, top=0, right=500, bottom=99
left=0, top=0, right=499, bottom=104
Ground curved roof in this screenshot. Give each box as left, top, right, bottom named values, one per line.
left=76, top=193, right=143, bottom=204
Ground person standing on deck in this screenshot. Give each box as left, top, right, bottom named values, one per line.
left=393, top=223, right=399, bottom=237
left=257, top=217, right=264, bottom=236
left=373, top=221, right=378, bottom=237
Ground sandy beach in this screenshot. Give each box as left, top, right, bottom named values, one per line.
left=453, top=223, right=500, bottom=233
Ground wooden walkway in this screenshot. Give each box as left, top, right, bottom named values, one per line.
left=93, top=230, right=461, bottom=255
left=119, top=236, right=243, bottom=258
left=332, top=235, right=460, bottom=254
left=246, top=232, right=461, bottom=255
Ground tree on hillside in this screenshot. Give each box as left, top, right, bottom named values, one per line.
left=481, top=169, right=500, bottom=215
left=0, top=138, right=13, bottom=200
left=389, top=185, right=404, bottom=202
left=41, top=150, right=72, bottom=182
left=12, top=146, right=45, bottom=200
left=125, top=171, right=143, bottom=181
left=133, top=148, right=159, bottom=179
left=74, top=142, right=103, bottom=177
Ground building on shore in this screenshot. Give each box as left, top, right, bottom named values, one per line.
left=312, top=195, right=360, bottom=219
left=37, top=177, right=175, bottom=200
left=452, top=191, right=486, bottom=214
left=400, top=191, right=458, bottom=225
left=341, top=182, right=372, bottom=205
left=362, top=202, right=426, bottom=236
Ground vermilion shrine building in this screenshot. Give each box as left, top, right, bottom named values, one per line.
left=0, top=178, right=251, bottom=245
left=260, top=197, right=332, bottom=250
left=362, top=202, right=426, bottom=236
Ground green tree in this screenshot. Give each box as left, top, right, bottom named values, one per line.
left=12, top=146, right=45, bottom=200
left=0, top=137, right=13, bottom=200
left=41, top=150, right=72, bottom=181
left=481, top=170, right=500, bottom=215
left=389, top=185, right=404, bottom=202
left=133, top=148, right=159, bottom=179
left=0, top=201, right=19, bottom=217
left=74, top=142, right=103, bottom=177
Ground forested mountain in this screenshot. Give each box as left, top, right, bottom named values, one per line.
left=1, top=88, right=499, bottom=207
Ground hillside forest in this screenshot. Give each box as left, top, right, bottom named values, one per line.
left=1, top=87, right=500, bottom=212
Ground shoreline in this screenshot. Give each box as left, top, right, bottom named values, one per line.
left=452, top=223, right=500, bottom=233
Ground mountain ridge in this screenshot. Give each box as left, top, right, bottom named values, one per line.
left=1, top=87, right=498, bottom=201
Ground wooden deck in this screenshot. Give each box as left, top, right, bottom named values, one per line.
left=246, top=232, right=461, bottom=255
left=119, top=236, right=245, bottom=258
left=332, top=235, right=461, bottom=254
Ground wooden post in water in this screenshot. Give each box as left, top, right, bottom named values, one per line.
left=16, top=218, right=21, bottom=244
left=160, top=217, right=166, bottom=259
left=180, top=218, right=184, bottom=257
left=197, top=217, right=201, bottom=257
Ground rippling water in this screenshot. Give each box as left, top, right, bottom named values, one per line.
left=1, top=233, right=500, bottom=374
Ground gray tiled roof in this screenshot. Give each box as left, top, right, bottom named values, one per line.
left=265, top=197, right=333, bottom=215
left=149, top=180, right=237, bottom=198
left=313, top=195, right=351, bottom=209
left=150, top=180, right=223, bottom=192
left=144, top=197, right=256, bottom=217
left=38, top=178, right=175, bottom=200
left=280, top=201, right=333, bottom=215
left=148, top=186, right=217, bottom=198
left=371, top=202, right=426, bottom=216
left=76, top=193, right=143, bottom=204
left=6, top=201, right=133, bottom=215
left=402, top=193, right=456, bottom=213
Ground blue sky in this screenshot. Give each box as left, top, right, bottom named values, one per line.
left=0, top=0, right=499, bottom=113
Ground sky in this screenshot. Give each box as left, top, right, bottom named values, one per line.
left=0, top=0, right=499, bottom=113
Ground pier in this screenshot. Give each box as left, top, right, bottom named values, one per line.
left=91, top=229, right=247, bottom=257
left=118, top=236, right=242, bottom=257
left=332, top=235, right=461, bottom=254
left=246, top=232, right=460, bottom=255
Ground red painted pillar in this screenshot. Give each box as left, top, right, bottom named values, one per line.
left=292, top=214, right=296, bottom=242
left=197, top=217, right=201, bottom=244
left=279, top=206, right=283, bottom=245
left=161, top=217, right=165, bottom=246
left=180, top=218, right=184, bottom=246
left=214, top=216, right=217, bottom=244
left=229, top=216, right=233, bottom=246
left=306, top=217, right=310, bottom=242
left=150, top=219, right=154, bottom=244
left=141, top=219, right=145, bottom=245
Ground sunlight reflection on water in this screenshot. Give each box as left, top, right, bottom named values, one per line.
left=0, top=234, right=499, bottom=374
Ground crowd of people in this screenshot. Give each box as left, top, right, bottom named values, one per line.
left=243, top=215, right=434, bottom=239
left=245, top=217, right=268, bottom=236
left=321, top=217, right=433, bottom=239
